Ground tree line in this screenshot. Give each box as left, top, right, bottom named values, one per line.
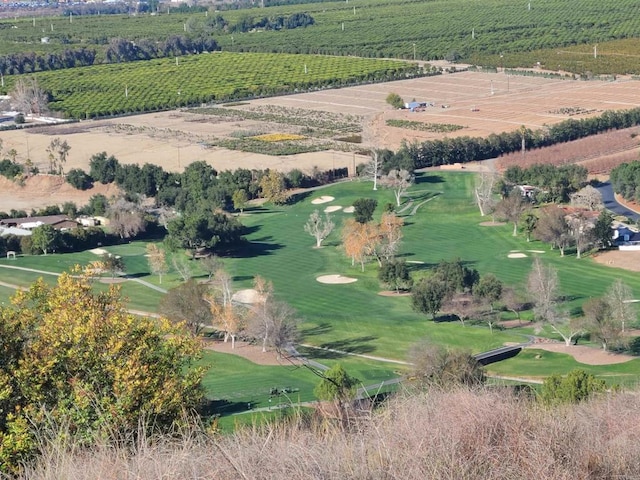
left=400, top=107, right=640, bottom=169
left=610, top=160, right=640, bottom=201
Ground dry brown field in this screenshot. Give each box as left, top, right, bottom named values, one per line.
left=1, top=71, right=640, bottom=211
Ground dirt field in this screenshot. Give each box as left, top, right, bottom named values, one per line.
left=1, top=71, right=640, bottom=211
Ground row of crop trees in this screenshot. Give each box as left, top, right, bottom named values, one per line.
left=399, top=107, right=640, bottom=168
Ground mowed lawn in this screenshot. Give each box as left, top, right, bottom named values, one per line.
left=227, top=171, right=640, bottom=382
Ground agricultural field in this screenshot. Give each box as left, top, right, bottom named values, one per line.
left=0, top=52, right=416, bottom=119
left=2, top=0, right=640, bottom=65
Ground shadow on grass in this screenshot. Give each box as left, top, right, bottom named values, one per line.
left=231, top=238, right=284, bottom=258
left=319, top=336, right=378, bottom=355
left=300, top=322, right=333, bottom=337
left=288, top=191, right=313, bottom=204
left=415, top=174, right=444, bottom=184
left=199, top=399, right=253, bottom=417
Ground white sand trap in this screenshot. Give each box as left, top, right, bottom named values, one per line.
left=311, top=196, right=335, bottom=205
left=406, top=260, right=425, bottom=264
left=89, top=248, right=108, bottom=255
left=232, top=289, right=263, bottom=304
left=508, top=253, right=528, bottom=258
left=316, top=274, right=358, bottom=284
left=343, top=206, right=355, bottom=213
left=324, top=205, right=342, bottom=213
left=509, top=250, right=521, bottom=253
left=527, top=250, right=546, bottom=253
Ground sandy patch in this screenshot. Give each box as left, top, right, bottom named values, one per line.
left=89, top=248, right=108, bottom=255
left=203, top=339, right=301, bottom=366
left=480, top=221, right=506, bottom=226
left=232, top=288, right=263, bottom=304
left=324, top=205, right=342, bottom=213
left=316, top=274, right=358, bottom=284
left=527, top=250, right=546, bottom=253
left=526, top=343, right=636, bottom=365
left=378, top=290, right=411, bottom=297
left=406, top=260, right=425, bottom=264
left=311, top=196, right=335, bottom=205
left=343, top=206, right=355, bottom=213
left=508, top=253, right=528, bottom=258
left=593, top=250, right=640, bottom=272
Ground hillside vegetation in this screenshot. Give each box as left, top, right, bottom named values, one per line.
left=21, top=387, right=640, bottom=479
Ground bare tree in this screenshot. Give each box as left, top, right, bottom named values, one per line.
left=566, top=211, right=595, bottom=259
left=474, top=169, right=498, bottom=217
left=409, top=341, right=485, bottom=387
left=528, top=258, right=581, bottom=345
left=376, top=212, right=404, bottom=262
left=171, top=255, right=193, bottom=282
left=11, top=77, right=48, bottom=116
left=495, top=192, right=529, bottom=236
left=199, top=254, right=223, bottom=282
left=581, top=297, right=620, bottom=351
left=360, top=150, right=383, bottom=191
left=379, top=169, right=414, bottom=206
left=206, top=270, right=244, bottom=348
left=304, top=210, right=335, bottom=248
left=570, top=185, right=603, bottom=211
left=108, top=198, right=146, bottom=239
left=501, top=287, right=528, bottom=321
left=534, top=207, right=572, bottom=256
left=605, top=279, right=636, bottom=333
left=146, top=243, right=168, bottom=284
left=247, top=277, right=299, bottom=356
left=442, top=292, right=482, bottom=326
left=159, top=279, right=211, bottom=336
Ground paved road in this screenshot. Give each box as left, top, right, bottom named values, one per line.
left=596, top=181, right=640, bottom=221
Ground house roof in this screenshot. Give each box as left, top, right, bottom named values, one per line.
left=0, top=215, right=79, bottom=230
left=0, top=226, right=31, bottom=237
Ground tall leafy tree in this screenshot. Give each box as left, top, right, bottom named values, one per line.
left=30, top=224, right=60, bottom=255
left=0, top=272, right=203, bottom=474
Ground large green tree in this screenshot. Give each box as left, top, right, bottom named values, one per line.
left=166, top=210, right=244, bottom=255
left=0, top=272, right=204, bottom=474
left=30, top=224, right=60, bottom=255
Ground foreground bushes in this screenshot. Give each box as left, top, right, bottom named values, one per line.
left=21, top=387, right=640, bottom=479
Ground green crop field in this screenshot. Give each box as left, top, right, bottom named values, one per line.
left=0, top=52, right=414, bottom=118
left=2, top=0, right=640, bottom=62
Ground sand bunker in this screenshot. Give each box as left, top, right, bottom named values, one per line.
left=316, top=274, right=358, bottom=284
left=324, top=205, right=342, bottom=213
left=343, top=206, right=355, bottom=213
left=479, top=221, right=506, bottom=226
left=311, top=196, right=335, bottom=205
left=232, top=289, right=263, bottom=304
left=527, top=250, right=546, bottom=253
left=89, top=248, right=108, bottom=255
left=508, top=253, right=528, bottom=258
left=406, top=260, right=425, bottom=264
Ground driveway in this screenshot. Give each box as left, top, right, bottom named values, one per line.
left=595, top=181, right=640, bottom=221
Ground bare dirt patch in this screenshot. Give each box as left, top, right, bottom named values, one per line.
left=203, top=339, right=300, bottom=366
left=592, top=250, right=640, bottom=272
left=231, top=288, right=263, bottom=304
left=316, top=274, right=358, bottom=284
left=378, top=290, right=411, bottom=297
left=0, top=175, right=121, bottom=212
left=527, top=343, right=636, bottom=365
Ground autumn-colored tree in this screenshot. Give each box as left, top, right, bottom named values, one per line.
left=0, top=272, right=204, bottom=474
left=341, top=218, right=378, bottom=271
left=146, top=243, right=168, bottom=283
left=259, top=170, right=288, bottom=205
left=206, top=270, right=245, bottom=348
left=377, top=212, right=404, bottom=262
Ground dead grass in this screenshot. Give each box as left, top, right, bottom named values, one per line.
left=22, top=387, right=640, bottom=479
